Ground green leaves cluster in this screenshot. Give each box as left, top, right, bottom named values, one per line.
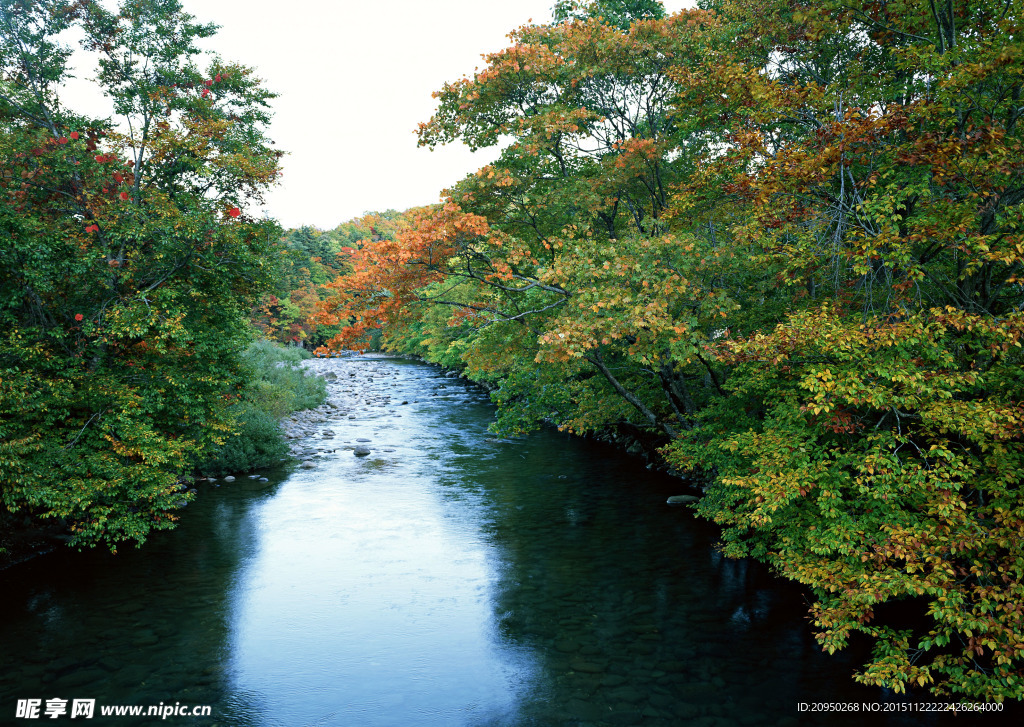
left=1, top=0, right=282, bottom=549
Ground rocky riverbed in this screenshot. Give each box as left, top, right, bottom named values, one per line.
left=278, top=352, right=702, bottom=506
left=278, top=353, right=458, bottom=468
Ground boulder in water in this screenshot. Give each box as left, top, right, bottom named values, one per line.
left=667, top=495, right=699, bottom=505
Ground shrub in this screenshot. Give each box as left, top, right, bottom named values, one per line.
left=198, top=341, right=326, bottom=475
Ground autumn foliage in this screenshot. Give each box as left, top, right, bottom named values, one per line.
left=317, top=0, right=1024, bottom=700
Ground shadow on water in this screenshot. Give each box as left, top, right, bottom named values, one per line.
left=1, top=356, right=1021, bottom=726
left=0, top=473, right=286, bottom=726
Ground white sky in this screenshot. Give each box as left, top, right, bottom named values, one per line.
left=63, top=1, right=694, bottom=230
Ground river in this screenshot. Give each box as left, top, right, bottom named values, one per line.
left=1, top=355, right=1019, bottom=726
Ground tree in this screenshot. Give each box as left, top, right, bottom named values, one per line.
left=0, top=0, right=282, bottom=549
left=552, top=0, right=666, bottom=29
left=661, top=0, right=1024, bottom=699
left=322, top=7, right=732, bottom=440
left=317, top=0, right=1024, bottom=699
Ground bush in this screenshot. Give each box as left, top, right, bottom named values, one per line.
left=199, top=403, right=289, bottom=475
left=198, top=340, right=326, bottom=475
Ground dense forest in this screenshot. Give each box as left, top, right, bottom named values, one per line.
left=314, top=0, right=1024, bottom=702
left=2, top=0, right=1022, bottom=705
left=251, top=214, right=404, bottom=349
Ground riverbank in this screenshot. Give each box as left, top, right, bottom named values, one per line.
left=0, top=517, right=68, bottom=571
left=7, top=353, right=1015, bottom=726
left=1, top=351, right=693, bottom=573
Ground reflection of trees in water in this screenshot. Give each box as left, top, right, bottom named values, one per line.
left=456, top=434, right=870, bottom=723
left=0, top=474, right=286, bottom=726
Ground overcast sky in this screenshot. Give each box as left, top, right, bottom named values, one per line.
left=64, top=1, right=693, bottom=230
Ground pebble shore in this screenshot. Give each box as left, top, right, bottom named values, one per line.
left=279, top=354, right=413, bottom=468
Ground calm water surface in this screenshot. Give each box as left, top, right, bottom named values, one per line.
left=2, top=357, right=1020, bottom=726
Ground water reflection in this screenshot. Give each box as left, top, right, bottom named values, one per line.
left=1, top=357, right=1021, bottom=726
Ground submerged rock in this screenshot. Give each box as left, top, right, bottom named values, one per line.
left=666, top=495, right=699, bottom=505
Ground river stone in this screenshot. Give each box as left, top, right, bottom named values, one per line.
left=672, top=702, right=701, bottom=720
left=565, top=699, right=606, bottom=722
left=610, top=686, right=645, bottom=703
left=354, top=446, right=371, bottom=456
left=223, top=476, right=235, bottom=482
left=679, top=682, right=716, bottom=700
left=667, top=495, right=699, bottom=505
left=569, top=659, right=605, bottom=673
left=356, top=438, right=371, bottom=442
left=642, top=705, right=665, bottom=719
left=648, top=693, right=675, bottom=709
left=554, top=639, right=579, bottom=653
left=300, top=462, right=315, bottom=469
left=131, top=631, right=159, bottom=647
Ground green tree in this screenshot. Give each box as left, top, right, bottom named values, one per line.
left=552, top=0, right=666, bottom=28
left=0, top=0, right=282, bottom=549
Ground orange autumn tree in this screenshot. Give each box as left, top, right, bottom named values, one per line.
left=316, top=204, right=500, bottom=349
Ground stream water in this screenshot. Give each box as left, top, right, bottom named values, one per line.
left=1, top=356, right=1019, bottom=726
